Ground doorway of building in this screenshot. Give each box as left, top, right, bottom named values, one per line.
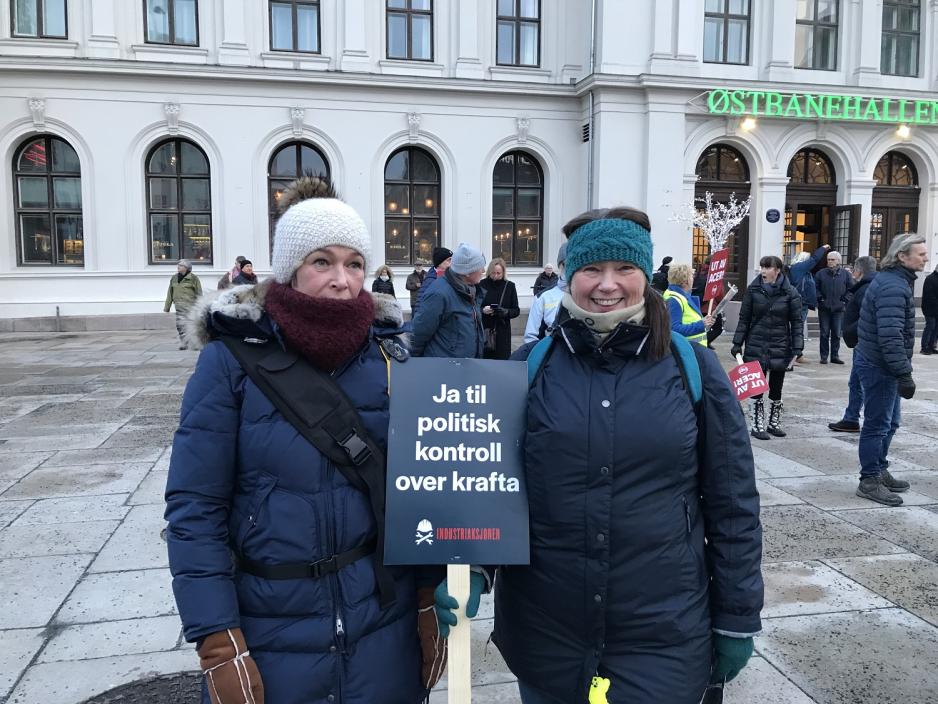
left=870, top=152, right=920, bottom=260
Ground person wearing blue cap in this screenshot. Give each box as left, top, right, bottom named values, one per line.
left=434, top=207, right=763, bottom=703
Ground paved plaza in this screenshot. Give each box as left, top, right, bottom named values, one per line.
left=0, top=330, right=936, bottom=703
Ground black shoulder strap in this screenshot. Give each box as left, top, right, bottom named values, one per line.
left=219, top=335, right=396, bottom=609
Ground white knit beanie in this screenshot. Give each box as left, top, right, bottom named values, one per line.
left=271, top=198, right=371, bottom=284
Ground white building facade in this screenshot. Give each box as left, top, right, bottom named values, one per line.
left=1, top=0, right=936, bottom=319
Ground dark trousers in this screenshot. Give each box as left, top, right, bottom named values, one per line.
left=842, top=350, right=864, bottom=423
left=856, top=352, right=902, bottom=479
left=753, top=367, right=785, bottom=402
left=923, top=316, right=938, bottom=351
left=818, top=309, right=844, bottom=360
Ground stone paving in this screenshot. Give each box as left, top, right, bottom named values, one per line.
left=0, top=330, right=936, bottom=703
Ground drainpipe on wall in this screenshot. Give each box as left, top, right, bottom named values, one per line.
left=587, top=0, right=597, bottom=209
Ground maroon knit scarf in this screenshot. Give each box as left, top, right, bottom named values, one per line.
left=264, top=282, right=375, bottom=372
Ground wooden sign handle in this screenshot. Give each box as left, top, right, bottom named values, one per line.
left=447, top=564, right=472, bottom=704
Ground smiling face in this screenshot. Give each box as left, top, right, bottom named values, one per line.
left=292, top=246, right=365, bottom=299
left=570, top=260, right=646, bottom=313
left=241, top=263, right=253, bottom=276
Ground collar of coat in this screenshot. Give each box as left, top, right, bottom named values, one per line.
left=443, top=267, right=478, bottom=302
left=554, top=306, right=651, bottom=364
left=885, top=264, right=918, bottom=287
left=748, top=273, right=794, bottom=296
left=183, top=277, right=405, bottom=350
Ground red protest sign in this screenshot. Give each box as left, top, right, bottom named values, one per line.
left=703, top=248, right=730, bottom=302
left=728, top=361, right=768, bottom=401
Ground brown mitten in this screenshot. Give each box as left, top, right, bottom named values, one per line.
left=198, top=628, right=265, bottom=704
left=417, top=586, right=448, bottom=690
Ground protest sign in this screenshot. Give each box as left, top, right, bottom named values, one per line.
left=384, top=357, right=529, bottom=565
left=728, top=355, right=768, bottom=401
left=703, top=248, right=730, bottom=302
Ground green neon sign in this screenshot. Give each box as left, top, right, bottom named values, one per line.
left=707, top=89, right=938, bottom=125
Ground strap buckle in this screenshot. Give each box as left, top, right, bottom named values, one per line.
left=337, top=431, right=371, bottom=466
left=308, top=554, right=337, bottom=578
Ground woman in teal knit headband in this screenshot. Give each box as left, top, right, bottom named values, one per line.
left=437, top=206, right=764, bottom=703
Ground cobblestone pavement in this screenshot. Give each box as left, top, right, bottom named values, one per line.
left=0, top=331, right=936, bottom=703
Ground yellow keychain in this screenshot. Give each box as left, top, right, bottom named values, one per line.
left=589, top=676, right=610, bottom=704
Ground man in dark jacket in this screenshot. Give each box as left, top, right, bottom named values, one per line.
left=411, top=243, right=485, bottom=358
left=532, top=264, right=559, bottom=297
left=231, top=259, right=257, bottom=286
left=405, top=262, right=426, bottom=314
left=854, top=234, right=928, bottom=506
left=814, top=250, right=852, bottom=363
left=416, top=247, right=452, bottom=307
left=788, top=244, right=829, bottom=362
left=829, top=256, right=877, bottom=433
left=921, top=263, right=938, bottom=354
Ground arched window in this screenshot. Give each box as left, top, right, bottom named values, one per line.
left=787, top=148, right=835, bottom=184
left=695, top=144, right=749, bottom=182
left=874, top=151, right=918, bottom=187
left=146, top=138, right=212, bottom=264
left=268, top=141, right=330, bottom=247
left=492, top=151, right=544, bottom=266
left=384, top=146, right=440, bottom=265
left=13, top=135, right=83, bottom=266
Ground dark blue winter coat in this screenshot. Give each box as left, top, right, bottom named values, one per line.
left=495, top=314, right=763, bottom=703
left=856, top=265, right=917, bottom=377
left=843, top=273, right=876, bottom=349
left=814, top=266, right=852, bottom=313
left=411, top=270, right=484, bottom=359
left=416, top=266, right=440, bottom=307
left=788, top=246, right=828, bottom=309
left=165, top=286, right=425, bottom=704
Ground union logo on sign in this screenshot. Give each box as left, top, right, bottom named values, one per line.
left=415, top=519, right=434, bottom=546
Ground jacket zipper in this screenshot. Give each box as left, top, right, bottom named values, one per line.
left=683, top=497, right=692, bottom=534
left=324, top=455, right=346, bottom=702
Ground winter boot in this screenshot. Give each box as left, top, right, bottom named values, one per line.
left=828, top=419, right=860, bottom=433
left=856, top=477, right=903, bottom=506
left=749, top=398, right=771, bottom=440
left=881, top=469, right=910, bottom=493
left=767, top=400, right=786, bottom=437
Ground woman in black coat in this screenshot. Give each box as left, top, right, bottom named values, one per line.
left=371, top=264, right=396, bottom=297
left=732, top=255, right=803, bottom=440
left=479, top=258, right=520, bottom=360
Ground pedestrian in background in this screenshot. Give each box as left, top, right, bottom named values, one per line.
left=532, top=263, right=558, bottom=297
left=829, top=256, right=878, bottom=433
left=524, top=243, right=567, bottom=343
left=651, top=255, right=672, bottom=292
left=372, top=264, right=396, bottom=297
left=217, top=255, right=246, bottom=290
left=732, top=256, right=803, bottom=440
left=663, top=263, right=714, bottom=347
left=411, top=243, right=485, bottom=359
left=788, top=244, right=830, bottom=362
left=854, top=233, right=928, bottom=506
left=417, top=247, right=453, bottom=307
left=232, top=259, right=257, bottom=286
left=406, top=261, right=426, bottom=314
left=434, top=206, right=762, bottom=703
left=163, top=259, right=202, bottom=349
left=479, top=257, right=520, bottom=360
left=920, top=261, right=938, bottom=355
left=814, top=250, right=851, bottom=364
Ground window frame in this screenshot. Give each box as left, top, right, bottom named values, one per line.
left=11, top=0, right=69, bottom=39
left=268, top=0, right=322, bottom=54
left=13, top=135, right=83, bottom=267
left=145, top=138, right=214, bottom=265
left=880, top=0, right=920, bottom=77
left=383, top=146, right=442, bottom=266
left=143, top=0, right=200, bottom=47
left=267, top=140, right=331, bottom=250
left=495, top=0, right=541, bottom=68
left=787, top=147, right=836, bottom=185
left=491, top=150, right=544, bottom=267
left=795, top=0, right=840, bottom=71
left=703, top=0, right=751, bottom=65
left=386, top=0, right=434, bottom=62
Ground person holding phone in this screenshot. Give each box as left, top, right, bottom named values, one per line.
left=479, top=258, right=520, bottom=360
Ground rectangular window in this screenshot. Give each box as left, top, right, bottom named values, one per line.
left=12, top=0, right=68, bottom=38
left=881, top=0, right=920, bottom=77
left=386, top=0, right=433, bottom=61
left=145, top=0, right=198, bottom=46
left=269, top=0, right=320, bottom=53
left=795, top=0, right=839, bottom=70
left=703, top=0, right=750, bottom=65
left=496, top=0, right=540, bottom=67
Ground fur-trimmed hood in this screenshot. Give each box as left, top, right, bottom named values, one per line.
left=184, top=278, right=405, bottom=350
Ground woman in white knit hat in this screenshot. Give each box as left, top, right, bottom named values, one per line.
left=165, top=177, right=444, bottom=704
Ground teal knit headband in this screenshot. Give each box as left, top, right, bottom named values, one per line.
left=564, top=218, right=654, bottom=281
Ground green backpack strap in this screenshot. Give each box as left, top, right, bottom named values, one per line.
left=527, top=335, right=555, bottom=387
left=669, top=330, right=703, bottom=406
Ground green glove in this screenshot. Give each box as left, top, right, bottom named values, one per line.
left=434, top=571, right=485, bottom=639
left=710, top=635, right=754, bottom=683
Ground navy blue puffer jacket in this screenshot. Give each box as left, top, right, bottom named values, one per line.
left=856, top=265, right=917, bottom=377
left=165, top=285, right=424, bottom=704
left=411, top=270, right=483, bottom=358
left=496, top=316, right=763, bottom=703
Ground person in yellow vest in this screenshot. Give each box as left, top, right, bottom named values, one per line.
left=663, top=263, right=713, bottom=347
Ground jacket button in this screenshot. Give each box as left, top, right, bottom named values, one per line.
left=329, top=645, right=336, bottom=653
left=597, top=533, right=605, bottom=543
left=601, top=400, right=611, bottom=408
left=327, top=696, right=335, bottom=702
left=594, top=593, right=603, bottom=603
left=600, top=466, right=609, bottom=475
